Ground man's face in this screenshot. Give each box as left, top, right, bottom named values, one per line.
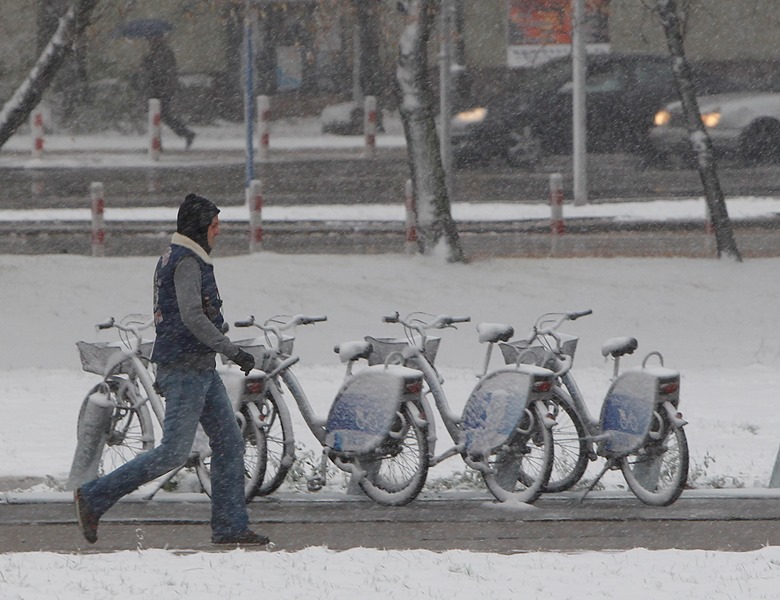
left=207, top=215, right=220, bottom=249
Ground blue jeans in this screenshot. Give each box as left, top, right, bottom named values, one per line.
left=79, top=366, right=249, bottom=538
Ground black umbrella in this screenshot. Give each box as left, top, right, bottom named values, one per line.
left=111, top=18, right=173, bottom=39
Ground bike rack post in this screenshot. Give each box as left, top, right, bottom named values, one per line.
left=148, top=98, right=161, bottom=161
left=90, top=182, right=106, bottom=257
left=404, top=179, right=418, bottom=253
left=363, top=95, right=377, bottom=159
left=549, top=173, right=564, bottom=256
left=31, top=109, right=44, bottom=159
left=247, top=178, right=264, bottom=253
left=256, top=95, right=270, bottom=161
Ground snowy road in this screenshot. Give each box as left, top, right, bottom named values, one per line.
left=2, top=151, right=780, bottom=209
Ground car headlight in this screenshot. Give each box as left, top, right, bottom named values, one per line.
left=701, top=111, right=721, bottom=128
left=654, top=109, right=671, bottom=127
left=454, top=107, right=487, bottom=125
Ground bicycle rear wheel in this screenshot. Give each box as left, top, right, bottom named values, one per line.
left=357, top=401, right=430, bottom=506
left=621, top=416, right=688, bottom=506
left=68, top=378, right=154, bottom=488
left=482, top=403, right=553, bottom=504
left=196, top=403, right=267, bottom=501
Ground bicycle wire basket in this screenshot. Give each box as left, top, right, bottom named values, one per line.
left=364, top=336, right=441, bottom=366
left=76, top=340, right=154, bottom=376
left=220, top=335, right=295, bottom=367
left=499, top=333, right=578, bottom=369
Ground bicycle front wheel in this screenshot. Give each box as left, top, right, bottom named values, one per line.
left=620, top=414, right=688, bottom=507
left=357, top=401, right=430, bottom=506
left=196, top=403, right=267, bottom=501
left=252, top=370, right=298, bottom=496
left=68, top=378, right=155, bottom=488
left=482, top=403, right=553, bottom=504
left=543, top=392, right=589, bottom=493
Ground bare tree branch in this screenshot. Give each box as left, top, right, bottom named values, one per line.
left=0, top=0, right=100, bottom=149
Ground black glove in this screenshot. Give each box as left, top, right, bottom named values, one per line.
left=233, top=349, right=255, bottom=376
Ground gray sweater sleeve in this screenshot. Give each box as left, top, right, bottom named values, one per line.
left=174, top=256, right=240, bottom=359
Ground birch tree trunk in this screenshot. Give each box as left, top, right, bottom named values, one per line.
left=0, top=0, right=100, bottom=149
left=656, top=0, right=742, bottom=262
left=396, top=0, right=464, bottom=262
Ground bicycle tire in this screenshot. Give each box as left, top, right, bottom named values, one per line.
left=196, top=403, right=268, bottom=501
left=251, top=370, right=298, bottom=496
left=69, top=378, right=155, bottom=486
left=482, top=402, right=554, bottom=504
left=357, top=401, right=430, bottom=506
left=620, top=416, right=688, bottom=507
left=538, top=390, right=590, bottom=493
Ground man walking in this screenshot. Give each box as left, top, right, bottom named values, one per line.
left=142, top=34, right=196, bottom=149
left=74, top=193, right=267, bottom=547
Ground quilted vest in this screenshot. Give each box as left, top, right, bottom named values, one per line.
left=151, top=244, right=225, bottom=365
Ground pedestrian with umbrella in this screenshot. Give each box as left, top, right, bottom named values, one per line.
left=116, top=19, right=196, bottom=150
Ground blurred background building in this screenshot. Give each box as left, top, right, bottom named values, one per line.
left=0, top=0, right=777, bottom=130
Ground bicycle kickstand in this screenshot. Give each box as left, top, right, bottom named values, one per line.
left=306, top=452, right=329, bottom=492
left=578, top=458, right=617, bottom=504
left=141, top=464, right=187, bottom=501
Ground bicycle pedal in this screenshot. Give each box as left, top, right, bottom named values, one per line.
left=306, top=477, right=324, bottom=492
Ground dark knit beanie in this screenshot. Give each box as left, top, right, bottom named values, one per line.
left=177, top=193, right=220, bottom=253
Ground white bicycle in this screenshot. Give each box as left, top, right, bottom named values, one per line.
left=367, top=312, right=557, bottom=503
left=228, top=313, right=430, bottom=506
left=501, top=310, right=689, bottom=506
left=67, top=315, right=267, bottom=501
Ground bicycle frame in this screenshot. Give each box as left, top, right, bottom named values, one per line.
left=100, top=337, right=165, bottom=425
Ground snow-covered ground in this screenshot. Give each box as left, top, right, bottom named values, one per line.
left=2, top=249, right=780, bottom=598
left=2, top=118, right=780, bottom=597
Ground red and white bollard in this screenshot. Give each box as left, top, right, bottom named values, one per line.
left=363, top=95, right=377, bottom=159
left=31, top=110, right=44, bottom=159
left=90, top=182, right=105, bottom=257
left=257, top=95, right=270, bottom=161
left=247, top=179, right=264, bottom=253
left=148, top=98, right=161, bottom=161
left=549, top=173, right=564, bottom=255
left=404, top=179, right=418, bottom=253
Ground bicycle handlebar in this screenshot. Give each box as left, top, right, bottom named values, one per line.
left=234, top=314, right=328, bottom=331
left=534, top=309, right=592, bottom=336
left=513, top=310, right=593, bottom=375
left=95, top=317, right=154, bottom=334
left=382, top=311, right=471, bottom=330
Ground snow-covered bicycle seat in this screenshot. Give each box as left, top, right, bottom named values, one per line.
left=601, top=336, right=638, bottom=358
left=476, top=322, right=514, bottom=344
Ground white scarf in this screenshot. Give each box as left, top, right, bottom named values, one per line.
left=171, top=232, right=213, bottom=265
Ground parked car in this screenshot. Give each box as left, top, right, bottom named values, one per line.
left=649, top=91, right=780, bottom=166
left=450, top=53, right=740, bottom=168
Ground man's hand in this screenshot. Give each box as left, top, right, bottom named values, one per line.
left=233, top=349, right=255, bottom=376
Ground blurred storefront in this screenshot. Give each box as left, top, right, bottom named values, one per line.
left=506, top=0, right=610, bottom=67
